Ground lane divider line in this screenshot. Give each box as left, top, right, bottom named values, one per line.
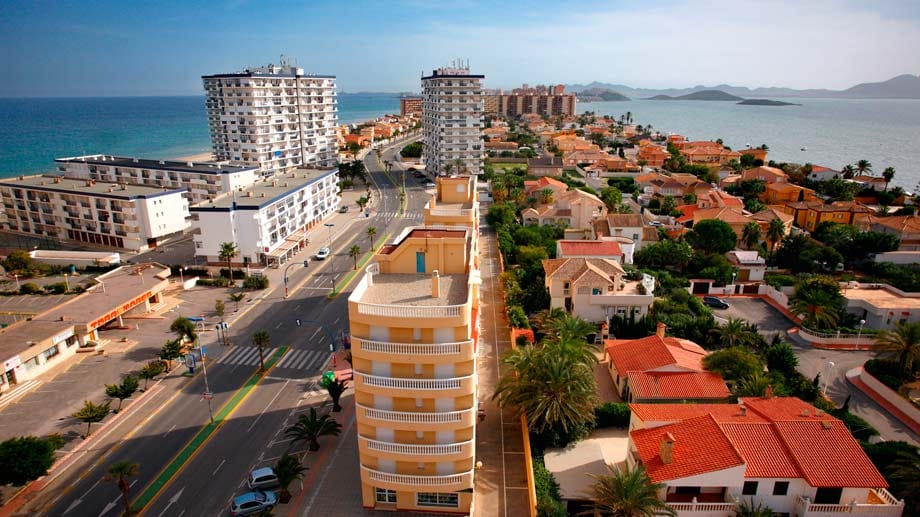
left=326, top=233, right=390, bottom=299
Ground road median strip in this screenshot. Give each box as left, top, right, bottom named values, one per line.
left=327, top=234, right=390, bottom=299
left=133, top=346, right=289, bottom=513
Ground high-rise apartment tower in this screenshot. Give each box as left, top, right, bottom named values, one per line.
left=202, top=58, right=338, bottom=176
left=422, top=65, right=484, bottom=176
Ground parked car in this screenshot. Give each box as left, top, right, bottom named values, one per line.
left=338, top=205, right=348, bottom=213
left=407, top=167, right=417, bottom=172
left=230, top=491, right=277, bottom=516
left=703, top=296, right=730, bottom=309
left=424, top=182, right=436, bottom=188
left=247, top=467, right=280, bottom=490
left=315, top=247, right=330, bottom=260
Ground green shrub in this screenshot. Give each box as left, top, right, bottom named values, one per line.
left=864, top=359, right=902, bottom=391
left=765, top=343, right=799, bottom=374
left=831, top=409, right=880, bottom=441
left=196, top=277, right=231, bottom=287
left=532, top=456, right=567, bottom=517
left=594, top=403, right=630, bottom=428
left=43, top=282, right=68, bottom=294
left=242, top=275, right=269, bottom=290
left=765, top=274, right=797, bottom=289
left=219, top=268, right=247, bottom=279
left=507, top=305, right=529, bottom=329
left=19, top=283, right=41, bottom=295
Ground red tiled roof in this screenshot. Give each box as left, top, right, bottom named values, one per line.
left=605, top=335, right=708, bottom=374
left=627, top=372, right=730, bottom=400
left=631, top=415, right=746, bottom=483
left=811, top=165, right=836, bottom=173
left=721, top=423, right=800, bottom=478
left=628, top=403, right=765, bottom=424
left=742, top=396, right=836, bottom=421
left=558, top=240, right=622, bottom=258
left=774, top=421, right=888, bottom=488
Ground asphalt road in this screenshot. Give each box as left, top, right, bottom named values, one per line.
left=38, top=137, right=428, bottom=516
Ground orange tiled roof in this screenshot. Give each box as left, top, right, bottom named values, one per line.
left=605, top=335, right=708, bottom=374
left=694, top=206, right=751, bottom=224
left=628, top=403, right=764, bottom=423
left=720, top=423, right=800, bottom=478
left=627, top=371, right=730, bottom=400
left=558, top=240, right=623, bottom=258
left=631, top=415, right=746, bottom=483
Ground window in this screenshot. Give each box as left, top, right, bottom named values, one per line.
left=773, top=481, right=789, bottom=495
left=375, top=488, right=396, bottom=503
left=42, top=345, right=60, bottom=360
left=417, top=492, right=459, bottom=508
left=742, top=481, right=758, bottom=495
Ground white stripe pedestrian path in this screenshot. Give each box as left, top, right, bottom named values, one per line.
left=275, top=348, right=328, bottom=372
left=217, top=345, right=277, bottom=366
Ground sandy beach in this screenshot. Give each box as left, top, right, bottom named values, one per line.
left=172, top=151, right=213, bottom=162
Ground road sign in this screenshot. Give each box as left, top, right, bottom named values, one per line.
left=202, top=391, right=213, bottom=400
left=198, top=345, right=206, bottom=359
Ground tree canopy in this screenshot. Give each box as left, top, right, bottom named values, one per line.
left=686, top=219, right=738, bottom=254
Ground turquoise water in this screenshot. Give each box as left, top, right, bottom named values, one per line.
left=579, top=98, right=920, bottom=191
left=0, top=93, right=400, bottom=177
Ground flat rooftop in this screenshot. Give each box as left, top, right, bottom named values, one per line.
left=190, top=168, right=337, bottom=210
left=56, top=155, right=258, bottom=175
left=0, top=264, right=170, bottom=361
left=359, top=274, right=468, bottom=306
left=0, top=175, right=186, bottom=200
left=846, top=286, right=920, bottom=309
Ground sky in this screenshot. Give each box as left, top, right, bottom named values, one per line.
left=1, top=0, right=919, bottom=97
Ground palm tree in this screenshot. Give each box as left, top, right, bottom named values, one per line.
left=285, top=407, right=342, bottom=452
left=856, top=159, right=873, bottom=176
left=841, top=164, right=856, bottom=179
left=274, top=453, right=307, bottom=503
left=105, top=375, right=139, bottom=412
left=138, top=360, right=166, bottom=390
left=325, top=378, right=348, bottom=412
left=348, top=245, right=361, bottom=270
left=872, top=322, right=920, bottom=379
left=170, top=316, right=197, bottom=345
left=737, top=498, right=776, bottom=517
left=710, top=317, right=751, bottom=348
left=584, top=464, right=676, bottom=517
left=882, top=167, right=896, bottom=191
left=741, top=221, right=761, bottom=250
left=544, top=312, right=597, bottom=344
left=228, top=292, right=246, bottom=311
left=493, top=344, right=598, bottom=434
left=159, top=338, right=183, bottom=369
left=789, top=285, right=839, bottom=330
left=766, top=218, right=785, bottom=254
left=539, top=188, right=555, bottom=204
left=442, top=163, right=453, bottom=176
left=733, top=372, right=772, bottom=397
left=73, top=400, right=110, bottom=437
left=492, top=183, right=507, bottom=203
left=218, top=242, right=239, bottom=281
left=252, top=330, right=270, bottom=372
left=105, top=461, right=139, bottom=517
left=760, top=144, right=769, bottom=151
left=366, top=226, right=377, bottom=251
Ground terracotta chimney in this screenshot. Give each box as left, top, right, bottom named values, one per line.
left=764, top=385, right=774, bottom=399
left=431, top=270, right=440, bottom=298
left=656, top=322, right=667, bottom=338
left=739, top=405, right=747, bottom=416
left=660, top=433, right=675, bottom=464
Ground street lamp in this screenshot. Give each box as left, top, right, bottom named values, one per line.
left=823, top=361, right=836, bottom=395
left=12, top=274, right=19, bottom=290
left=283, top=260, right=309, bottom=298
left=179, top=266, right=187, bottom=284
left=856, top=319, right=866, bottom=347
left=63, top=273, right=70, bottom=292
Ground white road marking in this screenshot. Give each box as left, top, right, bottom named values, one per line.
left=162, top=424, right=177, bottom=438
left=246, top=380, right=290, bottom=433
left=212, top=459, right=226, bottom=476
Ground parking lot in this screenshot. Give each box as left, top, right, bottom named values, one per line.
left=713, top=296, right=796, bottom=337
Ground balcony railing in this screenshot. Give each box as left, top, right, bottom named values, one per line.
left=794, top=493, right=904, bottom=516
left=667, top=500, right=737, bottom=515
left=361, top=436, right=473, bottom=456
left=354, top=371, right=473, bottom=391
left=353, top=337, right=472, bottom=356
left=361, top=466, right=474, bottom=489
left=355, top=302, right=464, bottom=319
left=356, top=403, right=474, bottom=424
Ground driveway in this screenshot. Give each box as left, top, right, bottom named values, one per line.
left=716, top=297, right=795, bottom=337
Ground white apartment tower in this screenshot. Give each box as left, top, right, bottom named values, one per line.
left=422, top=64, right=484, bottom=176
left=202, top=58, right=338, bottom=176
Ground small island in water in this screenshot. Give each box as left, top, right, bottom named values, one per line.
left=737, top=99, right=802, bottom=106
left=645, top=89, right=743, bottom=101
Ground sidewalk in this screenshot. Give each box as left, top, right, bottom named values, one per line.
left=474, top=225, right=533, bottom=517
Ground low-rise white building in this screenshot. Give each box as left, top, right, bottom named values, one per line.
left=55, top=155, right=261, bottom=204
left=190, top=168, right=339, bottom=266
left=0, top=175, right=189, bottom=251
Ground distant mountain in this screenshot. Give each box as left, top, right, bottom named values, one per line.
left=565, top=74, right=920, bottom=99
left=738, top=99, right=801, bottom=106
left=646, top=90, right=743, bottom=101
left=575, top=88, right=630, bottom=102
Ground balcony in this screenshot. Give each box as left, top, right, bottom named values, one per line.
left=794, top=492, right=904, bottom=516
left=354, top=371, right=475, bottom=399
left=360, top=466, right=474, bottom=492
left=359, top=436, right=474, bottom=462
left=666, top=500, right=737, bottom=516
left=356, top=404, right=476, bottom=429
left=352, top=337, right=474, bottom=362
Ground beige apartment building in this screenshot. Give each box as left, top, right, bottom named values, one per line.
left=348, top=177, right=480, bottom=513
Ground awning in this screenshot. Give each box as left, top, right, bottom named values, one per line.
left=266, top=240, right=298, bottom=258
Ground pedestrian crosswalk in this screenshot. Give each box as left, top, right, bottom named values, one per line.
left=377, top=211, right=423, bottom=220
left=216, top=345, right=329, bottom=373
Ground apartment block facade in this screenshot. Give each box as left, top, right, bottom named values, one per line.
left=190, top=168, right=339, bottom=266
left=0, top=175, right=189, bottom=251
left=202, top=60, right=338, bottom=176
left=56, top=155, right=261, bottom=204
left=348, top=224, right=481, bottom=513
left=422, top=66, right=485, bottom=176
left=400, top=96, right=423, bottom=116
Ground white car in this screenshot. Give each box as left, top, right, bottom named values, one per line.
left=315, top=247, right=330, bottom=260
left=425, top=182, right=436, bottom=188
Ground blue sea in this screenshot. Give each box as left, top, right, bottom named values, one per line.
left=0, top=93, right=401, bottom=177
left=579, top=98, right=920, bottom=191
